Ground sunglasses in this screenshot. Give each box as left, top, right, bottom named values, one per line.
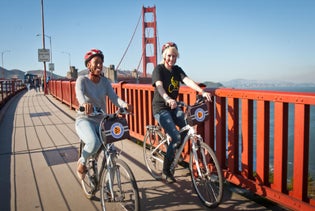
left=162, top=42, right=178, bottom=53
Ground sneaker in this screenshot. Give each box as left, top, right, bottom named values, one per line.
left=77, top=161, right=87, bottom=180
left=162, top=171, right=176, bottom=183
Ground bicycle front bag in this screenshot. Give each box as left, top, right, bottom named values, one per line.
left=100, top=116, right=130, bottom=144
left=187, top=103, right=209, bottom=125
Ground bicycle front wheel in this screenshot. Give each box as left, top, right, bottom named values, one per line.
left=189, top=141, right=223, bottom=208
left=100, top=159, right=140, bottom=211
left=143, top=128, right=167, bottom=180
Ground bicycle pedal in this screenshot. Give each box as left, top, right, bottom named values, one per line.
left=178, top=155, right=184, bottom=163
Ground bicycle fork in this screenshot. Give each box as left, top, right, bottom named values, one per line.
left=191, top=138, right=210, bottom=178
left=105, top=151, right=124, bottom=201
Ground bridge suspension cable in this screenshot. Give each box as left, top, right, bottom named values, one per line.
left=116, top=11, right=142, bottom=71
left=116, top=6, right=159, bottom=77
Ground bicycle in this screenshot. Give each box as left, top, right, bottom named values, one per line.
left=143, top=96, right=223, bottom=208
left=78, top=107, right=140, bottom=211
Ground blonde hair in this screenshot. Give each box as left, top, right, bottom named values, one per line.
left=160, top=46, right=180, bottom=64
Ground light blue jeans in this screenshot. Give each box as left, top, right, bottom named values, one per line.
left=75, top=117, right=102, bottom=165
left=154, top=107, right=187, bottom=162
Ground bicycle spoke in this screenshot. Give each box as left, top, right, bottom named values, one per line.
left=101, top=159, right=139, bottom=211
left=143, top=128, right=166, bottom=179
left=190, top=141, right=223, bottom=208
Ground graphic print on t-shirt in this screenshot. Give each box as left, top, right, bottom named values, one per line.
left=168, top=76, right=179, bottom=93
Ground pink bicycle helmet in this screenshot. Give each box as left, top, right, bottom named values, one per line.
left=161, top=42, right=178, bottom=54
left=84, top=48, right=104, bottom=66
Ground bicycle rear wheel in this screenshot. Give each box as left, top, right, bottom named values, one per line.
left=189, top=141, right=223, bottom=208
left=100, top=159, right=140, bottom=211
left=143, top=128, right=167, bottom=179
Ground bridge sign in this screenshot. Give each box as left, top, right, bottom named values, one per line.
left=38, top=49, right=50, bottom=62
left=49, top=63, right=54, bottom=71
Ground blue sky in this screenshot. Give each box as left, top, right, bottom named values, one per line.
left=1, top=0, right=314, bottom=83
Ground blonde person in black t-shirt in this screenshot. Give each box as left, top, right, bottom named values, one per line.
left=152, top=42, right=211, bottom=183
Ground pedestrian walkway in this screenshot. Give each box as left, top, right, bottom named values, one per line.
left=0, top=89, right=287, bottom=210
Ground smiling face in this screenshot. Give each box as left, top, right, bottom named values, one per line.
left=87, top=56, right=103, bottom=76
left=163, top=47, right=178, bottom=70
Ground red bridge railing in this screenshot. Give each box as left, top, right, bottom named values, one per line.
left=49, top=79, right=315, bottom=211
left=0, top=79, right=26, bottom=109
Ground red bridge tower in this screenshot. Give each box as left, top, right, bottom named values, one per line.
left=142, top=6, right=157, bottom=77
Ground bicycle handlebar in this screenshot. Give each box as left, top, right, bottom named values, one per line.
left=78, top=106, right=130, bottom=117
left=176, top=95, right=208, bottom=108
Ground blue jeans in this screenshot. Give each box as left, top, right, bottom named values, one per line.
left=75, top=117, right=102, bottom=165
left=154, top=108, right=187, bottom=161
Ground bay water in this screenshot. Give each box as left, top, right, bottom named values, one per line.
left=236, top=86, right=315, bottom=181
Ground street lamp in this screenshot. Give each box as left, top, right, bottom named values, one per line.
left=39, top=0, right=48, bottom=95
left=61, top=51, right=71, bottom=68
left=1, top=50, right=10, bottom=79
left=1, top=50, right=10, bottom=68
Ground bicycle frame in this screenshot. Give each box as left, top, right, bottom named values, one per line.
left=170, top=124, right=205, bottom=173
left=146, top=110, right=208, bottom=174
left=78, top=107, right=140, bottom=210
left=81, top=143, right=114, bottom=194
left=143, top=98, right=223, bottom=208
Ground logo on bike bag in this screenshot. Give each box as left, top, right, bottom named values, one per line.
left=110, top=122, right=125, bottom=139
left=194, top=107, right=206, bottom=122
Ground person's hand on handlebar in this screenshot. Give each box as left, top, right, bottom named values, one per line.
left=119, top=104, right=133, bottom=115
left=124, top=104, right=133, bottom=113
left=82, top=103, right=93, bottom=115
left=165, top=97, right=177, bottom=109
left=202, top=91, right=212, bottom=102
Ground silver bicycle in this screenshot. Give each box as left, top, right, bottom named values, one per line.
left=78, top=107, right=140, bottom=211
left=143, top=97, right=223, bottom=208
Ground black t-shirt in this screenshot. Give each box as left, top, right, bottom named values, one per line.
left=152, top=64, right=187, bottom=115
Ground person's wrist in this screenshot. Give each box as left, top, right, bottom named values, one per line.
left=164, top=96, right=171, bottom=101
left=202, top=91, right=210, bottom=99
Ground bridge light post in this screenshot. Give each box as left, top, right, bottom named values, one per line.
left=39, top=0, right=48, bottom=95
left=1, top=50, right=10, bottom=67
left=61, top=51, right=71, bottom=69
left=1, top=50, right=10, bottom=79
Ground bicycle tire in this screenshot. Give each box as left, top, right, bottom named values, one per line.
left=143, top=128, right=167, bottom=180
left=79, top=142, right=97, bottom=199
left=100, top=158, right=140, bottom=211
left=189, top=141, right=223, bottom=208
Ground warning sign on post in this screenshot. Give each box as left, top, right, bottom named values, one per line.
left=38, top=49, right=50, bottom=62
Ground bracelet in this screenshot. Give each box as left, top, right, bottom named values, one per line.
left=164, top=96, right=171, bottom=101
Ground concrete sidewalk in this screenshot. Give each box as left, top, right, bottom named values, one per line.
left=0, top=89, right=286, bottom=210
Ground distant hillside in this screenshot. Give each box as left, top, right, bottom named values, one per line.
left=78, top=68, right=138, bottom=78
left=202, top=81, right=224, bottom=88
left=0, top=67, right=25, bottom=79
left=25, top=70, right=64, bottom=79
left=0, top=67, right=64, bottom=80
